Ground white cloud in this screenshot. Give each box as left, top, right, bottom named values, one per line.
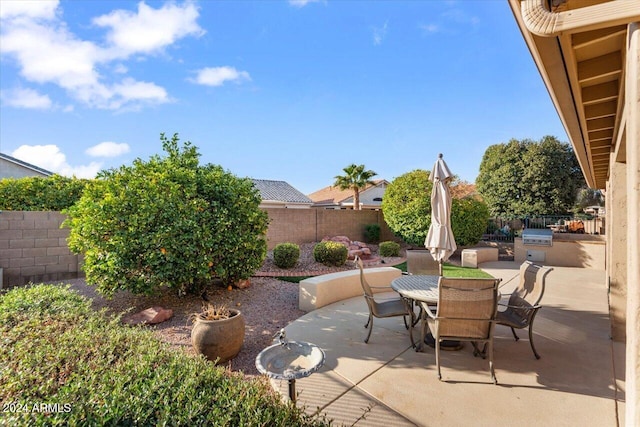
left=0, top=0, right=59, bottom=20
left=191, top=66, right=251, bottom=87
left=2, top=87, right=52, bottom=109
left=113, top=63, right=128, bottom=74
left=419, top=23, right=440, bottom=35
left=417, top=6, right=478, bottom=38
left=1, top=20, right=101, bottom=88
left=442, top=8, right=480, bottom=26
left=59, top=162, right=103, bottom=179
left=372, top=21, right=388, bottom=46
left=288, top=0, right=324, bottom=8
left=108, top=78, right=170, bottom=109
left=0, top=1, right=202, bottom=111
left=93, top=1, right=204, bottom=59
left=85, top=142, right=130, bottom=158
left=11, top=144, right=101, bottom=178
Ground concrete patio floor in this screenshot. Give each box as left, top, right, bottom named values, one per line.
left=271, top=261, right=626, bottom=427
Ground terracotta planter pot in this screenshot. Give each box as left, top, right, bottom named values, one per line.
left=191, top=309, right=245, bottom=364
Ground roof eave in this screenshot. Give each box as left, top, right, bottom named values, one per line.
left=508, top=0, right=640, bottom=190
left=508, top=0, right=596, bottom=187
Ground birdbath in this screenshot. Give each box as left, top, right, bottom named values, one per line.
left=255, top=330, right=326, bottom=402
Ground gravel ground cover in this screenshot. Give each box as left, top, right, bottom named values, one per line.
left=59, top=243, right=404, bottom=378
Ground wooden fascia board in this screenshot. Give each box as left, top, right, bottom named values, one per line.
left=508, top=0, right=602, bottom=188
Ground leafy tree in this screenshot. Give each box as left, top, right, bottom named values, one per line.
left=0, top=175, right=89, bottom=211
left=63, top=133, right=268, bottom=296
left=476, top=136, right=584, bottom=218
left=381, top=170, right=488, bottom=247
left=574, top=187, right=604, bottom=213
left=333, top=164, right=377, bottom=210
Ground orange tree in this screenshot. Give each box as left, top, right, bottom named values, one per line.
left=382, top=169, right=488, bottom=247
left=63, top=133, right=268, bottom=296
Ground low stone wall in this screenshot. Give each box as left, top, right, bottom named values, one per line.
left=514, top=234, right=606, bottom=269
left=0, top=211, right=82, bottom=288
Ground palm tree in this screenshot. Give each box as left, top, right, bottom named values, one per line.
left=333, top=164, right=377, bottom=210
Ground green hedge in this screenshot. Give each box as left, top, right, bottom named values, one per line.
left=0, top=284, right=328, bottom=426
left=0, top=175, right=89, bottom=211
left=313, top=241, right=348, bottom=267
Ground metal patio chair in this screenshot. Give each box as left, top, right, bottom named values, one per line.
left=423, top=277, right=501, bottom=384
left=355, top=256, right=411, bottom=344
left=496, top=261, right=553, bottom=359
left=406, top=250, right=443, bottom=276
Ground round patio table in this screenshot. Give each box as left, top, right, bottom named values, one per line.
left=391, top=275, right=463, bottom=352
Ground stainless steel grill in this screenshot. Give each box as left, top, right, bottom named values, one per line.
left=522, top=228, right=553, bottom=246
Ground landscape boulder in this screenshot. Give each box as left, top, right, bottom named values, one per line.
left=322, top=236, right=374, bottom=260
left=123, top=306, right=174, bottom=325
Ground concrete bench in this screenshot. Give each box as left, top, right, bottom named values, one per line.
left=461, top=247, right=499, bottom=268
left=299, top=267, right=402, bottom=312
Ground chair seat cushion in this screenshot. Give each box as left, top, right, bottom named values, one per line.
left=373, top=298, right=409, bottom=318
left=496, top=309, right=528, bottom=328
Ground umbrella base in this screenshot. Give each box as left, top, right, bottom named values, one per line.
left=424, top=333, right=464, bottom=351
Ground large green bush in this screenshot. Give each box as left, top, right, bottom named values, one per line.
left=382, top=169, right=489, bottom=247
left=364, top=224, right=381, bottom=243
left=273, top=243, right=300, bottom=269
left=63, top=133, right=269, bottom=296
left=0, top=284, right=327, bottom=426
left=451, top=197, right=490, bottom=246
left=381, top=170, right=432, bottom=246
left=313, top=241, right=348, bottom=267
left=0, top=174, right=89, bottom=211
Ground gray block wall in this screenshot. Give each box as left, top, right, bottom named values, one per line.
left=0, top=211, right=83, bottom=288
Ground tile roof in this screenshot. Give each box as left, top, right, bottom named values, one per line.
left=251, top=179, right=313, bottom=204
left=307, top=185, right=352, bottom=205
left=308, top=179, right=387, bottom=205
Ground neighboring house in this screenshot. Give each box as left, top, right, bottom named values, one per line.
left=0, top=153, right=53, bottom=179
left=251, top=179, right=313, bottom=209
left=308, top=180, right=389, bottom=210
left=508, top=0, right=639, bottom=423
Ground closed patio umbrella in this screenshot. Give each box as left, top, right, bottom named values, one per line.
left=424, top=153, right=457, bottom=263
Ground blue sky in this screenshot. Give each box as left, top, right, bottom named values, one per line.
left=0, top=0, right=567, bottom=194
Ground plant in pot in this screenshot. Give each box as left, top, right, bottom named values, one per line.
left=190, top=303, right=245, bottom=364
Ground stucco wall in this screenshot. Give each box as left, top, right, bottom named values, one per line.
left=514, top=234, right=606, bottom=269
left=0, top=158, right=50, bottom=179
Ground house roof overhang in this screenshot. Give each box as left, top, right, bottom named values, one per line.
left=508, top=0, right=640, bottom=189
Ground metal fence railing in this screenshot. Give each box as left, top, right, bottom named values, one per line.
left=483, top=215, right=605, bottom=243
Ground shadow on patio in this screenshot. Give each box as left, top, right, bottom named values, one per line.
left=269, top=262, right=625, bottom=427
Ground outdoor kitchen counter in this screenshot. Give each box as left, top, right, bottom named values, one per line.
left=514, top=234, right=605, bottom=269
